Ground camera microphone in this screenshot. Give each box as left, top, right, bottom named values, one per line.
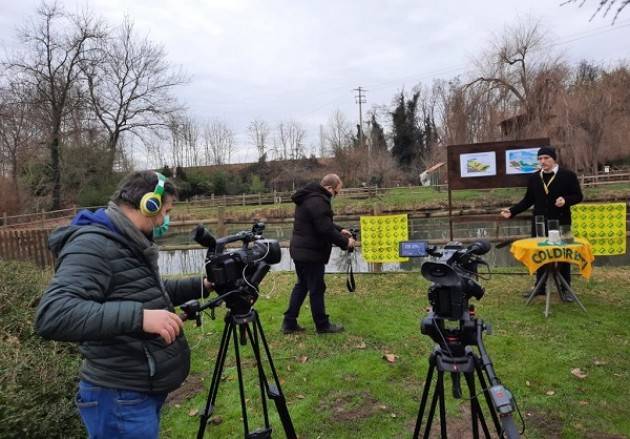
left=192, top=224, right=216, bottom=250
left=466, top=240, right=491, bottom=256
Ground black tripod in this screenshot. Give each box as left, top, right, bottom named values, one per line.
left=180, top=298, right=296, bottom=438
left=413, top=316, right=520, bottom=439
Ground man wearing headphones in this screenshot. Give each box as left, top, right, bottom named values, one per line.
left=36, top=171, right=211, bottom=438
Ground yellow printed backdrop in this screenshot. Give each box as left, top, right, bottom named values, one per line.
left=572, top=203, right=627, bottom=256
left=360, top=214, right=409, bottom=262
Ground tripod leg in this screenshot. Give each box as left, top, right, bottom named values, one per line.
left=422, top=371, right=442, bottom=439
left=412, top=361, right=436, bottom=439
left=473, top=361, right=502, bottom=434
left=526, top=269, right=548, bottom=305
left=556, top=270, right=587, bottom=313
left=437, top=370, right=447, bottom=438
left=544, top=272, right=553, bottom=318
left=244, top=318, right=271, bottom=429
left=551, top=264, right=563, bottom=295
left=232, top=320, right=251, bottom=437
left=198, top=318, right=234, bottom=439
left=252, top=311, right=297, bottom=439
left=464, top=372, right=492, bottom=439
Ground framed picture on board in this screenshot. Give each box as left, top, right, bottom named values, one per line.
left=459, top=151, right=497, bottom=178
left=505, top=148, right=539, bottom=174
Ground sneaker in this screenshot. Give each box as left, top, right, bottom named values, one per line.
left=559, top=290, right=575, bottom=303
left=281, top=322, right=305, bottom=335
left=316, top=322, right=345, bottom=334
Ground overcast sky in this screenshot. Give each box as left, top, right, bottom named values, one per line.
left=1, top=0, right=629, bottom=166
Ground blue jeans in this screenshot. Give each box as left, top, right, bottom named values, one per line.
left=75, top=380, right=168, bottom=438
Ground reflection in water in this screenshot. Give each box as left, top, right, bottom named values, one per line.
left=158, top=236, right=630, bottom=276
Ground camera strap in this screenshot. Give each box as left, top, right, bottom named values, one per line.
left=346, top=263, right=356, bottom=293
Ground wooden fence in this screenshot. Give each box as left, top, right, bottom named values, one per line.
left=2, top=172, right=628, bottom=229
left=0, top=228, right=55, bottom=268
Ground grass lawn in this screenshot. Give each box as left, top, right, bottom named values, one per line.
left=161, top=267, right=630, bottom=438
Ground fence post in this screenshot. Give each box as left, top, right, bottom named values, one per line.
left=242, top=193, right=246, bottom=206
left=2, top=211, right=6, bottom=228
left=211, top=193, right=215, bottom=208
left=217, top=206, right=226, bottom=237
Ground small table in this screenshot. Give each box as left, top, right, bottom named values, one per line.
left=510, top=237, right=595, bottom=318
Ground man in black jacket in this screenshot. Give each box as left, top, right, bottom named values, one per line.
left=282, top=174, right=356, bottom=334
left=35, top=171, right=212, bottom=438
left=500, top=146, right=583, bottom=301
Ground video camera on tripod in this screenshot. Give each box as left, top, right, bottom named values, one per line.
left=181, top=222, right=282, bottom=321
left=400, top=239, right=522, bottom=439
left=179, top=223, right=297, bottom=439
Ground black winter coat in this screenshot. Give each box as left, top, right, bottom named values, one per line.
left=289, top=183, right=349, bottom=264
left=35, top=225, right=202, bottom=394
left=509, top=167, right=583, bottom=228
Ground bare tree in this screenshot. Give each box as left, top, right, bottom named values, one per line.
left=202, top=120, right=234, bottom=165
left=275, top=120, right=306, bottom=160
left=325, top=109, right=352, bottom=153
left=5, top=2, right=104, bottom=209
left=168, top=115, right=200, bottom=167
left=562, top=0, right=630, bottom=24
left=565, top=63, right=627, bottom=173
left=466, top=19, right=565, bottom=138
left=0, top=83, right=39, bottom=192
left=81, top=16, right=187, bottom=172
left=248, top=119, right=270, bottom=159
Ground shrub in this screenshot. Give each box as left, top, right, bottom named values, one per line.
left=0, top=261, right=84, bottom=439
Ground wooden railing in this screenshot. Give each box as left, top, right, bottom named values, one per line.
left=1, top=172, right=628, bottom=229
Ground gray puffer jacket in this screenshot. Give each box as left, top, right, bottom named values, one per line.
left=35, top=224, right=202, bottom=394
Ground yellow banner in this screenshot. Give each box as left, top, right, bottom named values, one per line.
left=360, top=214, right=409, bottom=263
left=510, top=238, right=595, bottom=279
left=571, top=203, right=626, bottom=256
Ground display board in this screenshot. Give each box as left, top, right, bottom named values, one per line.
left=447, top=138, right=550, bottom=190
left=572, top=203, right=627, bottom=256
left=359, top=214, right=409, bottom=263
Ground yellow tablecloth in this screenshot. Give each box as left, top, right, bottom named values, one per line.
left=510, top=238, right=595, bottom=279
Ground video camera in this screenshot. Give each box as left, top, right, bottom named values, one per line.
left=182, top=222, right=281, bottom=319
left=399, top=239, right=491, bottom=347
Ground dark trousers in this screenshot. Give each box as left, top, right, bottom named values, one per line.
left=284, top=261, right=328, bottom=328
left=535, top=262, right=571, bottom=292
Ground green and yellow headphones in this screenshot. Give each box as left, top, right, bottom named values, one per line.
left=139, top=172, right=166, bottom=217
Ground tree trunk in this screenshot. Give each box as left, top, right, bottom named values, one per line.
left=11, top=155, right=20, bottom=205
left=50, top=133, right=61, bottom=210
left=105, top=132, right=119, bottom=173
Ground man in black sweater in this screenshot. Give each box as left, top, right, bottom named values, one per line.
left=501, top=146, right=583, bottom=301
left=282, top=174, right=356, bottom=334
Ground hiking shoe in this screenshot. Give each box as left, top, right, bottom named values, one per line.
left=281, top=323, right=305, bottom=335
left=316, top=323, right=345, bottom=334
left=559, top=290, right=575, bottom=303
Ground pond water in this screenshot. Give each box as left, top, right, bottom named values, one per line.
left=158, top=217, right=630, bottom=275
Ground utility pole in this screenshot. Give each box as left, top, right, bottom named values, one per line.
left=354, top=86, right=369, bottom=179
left=353, top=86, right=367, bottom=147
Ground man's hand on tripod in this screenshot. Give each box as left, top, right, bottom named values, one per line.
left=143, top=309, right=184, bottom=344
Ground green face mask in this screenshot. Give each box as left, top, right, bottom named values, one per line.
left=153, top=214, right=170, bottom=238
